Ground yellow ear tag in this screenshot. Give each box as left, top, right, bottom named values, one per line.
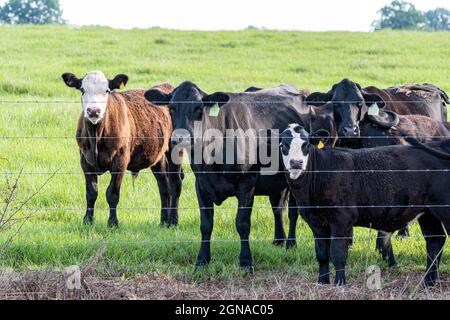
left=119, top=82, right=125, bottom=90
left=318, top=141, right=325, bottom=150
left=209, top=103, right=220, bottom=117
left=368, top=104, right=380, bottom=116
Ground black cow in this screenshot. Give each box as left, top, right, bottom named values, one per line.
left=280, top=124, right=450, bottom=286
left=305, top=79, right=449, bottom=258
left=283, top=108, right=450, bottom=266
left=144, top=82, right=309, bottom=271
left=306, top=78, right=448, bottom=138
left=241, top=86, right=337, bottom=249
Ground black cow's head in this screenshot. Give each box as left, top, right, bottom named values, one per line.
left=280, top=124, right=330, bottom=180
left=144, top=81, right=230, bottom=146
left=306, top=79, right=386, bottom=138
left=62, top=71, right=128, bottom=125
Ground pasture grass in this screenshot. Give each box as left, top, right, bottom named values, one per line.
left=0, top=26, right=449, bottom=283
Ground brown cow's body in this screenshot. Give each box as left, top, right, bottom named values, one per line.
left=76, top=83, right=183, bottom=227
left=360, top=114, right=450, bottom=149
left=77, top=85, right=173, bottom=172
left=365, top=84, right=448, bottom=121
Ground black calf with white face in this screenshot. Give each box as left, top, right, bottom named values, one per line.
left=280, top=125, right=330, bottom=180
left=280, top=124, right=311, bottom=180
left=62, top=71, right=129, bottom=125
left=306, top=78, right=385, bottom=138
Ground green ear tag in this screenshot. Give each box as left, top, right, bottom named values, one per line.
left=368, top=104, right=380, bottom=116
left=209, top=103, right=220, bottom=117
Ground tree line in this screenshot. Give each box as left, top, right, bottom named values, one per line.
left=0, top=0, right=448, bottom=31
left=373, top=0, right=449, bottom=31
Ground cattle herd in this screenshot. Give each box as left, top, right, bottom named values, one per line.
left=62, top=71, right=450, bottom=287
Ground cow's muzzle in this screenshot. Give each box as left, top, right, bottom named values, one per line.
left=289, top=159, right=304, bottom=170
left=339, top=126, right=360, bottom=137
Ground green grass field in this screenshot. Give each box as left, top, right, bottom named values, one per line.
left=0, top=26, right=449, bottom=282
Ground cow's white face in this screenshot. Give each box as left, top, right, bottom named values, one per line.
left=80, top=71, right=110, bottom=125
left=62, top=71, right=129, bottom=125
left=280, top=124, right=310, bottom=180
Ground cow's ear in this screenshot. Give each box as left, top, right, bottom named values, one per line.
left=109, top=74, right=129, bottom=91
left=62, top=73, right=82, bottom=89
left=203, top=92, right=230, bottom=108
left=144, top=89, right=172, bottom=106
left=309, top=129, right=331, bottom=148
left=305, top=92, right=332, bottom=106
left=363, top=93, right=386, bottom=109
left=245, top=87, right=263, bottom=93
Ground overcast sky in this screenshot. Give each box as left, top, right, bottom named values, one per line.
left=1, top=0, right=449, bottom=31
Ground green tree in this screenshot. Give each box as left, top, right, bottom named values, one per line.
left=373, top=0, right=426, bottom=30
left=425, top=7, right=450, bottom=31
left=0, top=0, right=65, bottom=25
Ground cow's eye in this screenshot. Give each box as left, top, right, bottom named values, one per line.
left=194, top=106, right=203, bottom=114
left=302, top=144, right=309, bottom=153
left=280, top=144, right=289, bottom=155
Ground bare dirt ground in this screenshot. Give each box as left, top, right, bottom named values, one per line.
left=0, top=269, right=448, bottom=300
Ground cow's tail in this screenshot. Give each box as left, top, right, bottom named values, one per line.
left=400, top=130, right=450, bottom=160
left=132, top=172, right=139, bottom=190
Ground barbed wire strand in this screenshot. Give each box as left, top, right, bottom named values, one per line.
left=3, top=169, right=450, bottom=175
left=0, top=100, right=445, bottom=104
left=1, top=135, right=450, bottom=139
left=4, top=205, right=450, bottom=212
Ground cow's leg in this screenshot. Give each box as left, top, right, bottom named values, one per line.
left=330, top=222, right=353, bottom=286
left=376, top=231, right=397, bottom=267
left=81, top=156, right=98, bottom=225
left=165, top=152, right=184, bottom=226
left=418, top=213, right=446, bottom=287
left=195, top=181, right=214, bottom=268
left=106, top=157, right=127, bottom=228
left=269, top=190, right=288, bottom=246
left=313, top=226, right=332, bottom=284
left=286, top=195, right=299, bottom=250
left=151, top=158, right=172, bottom=226
left=236, top=188, right=256, bottom=273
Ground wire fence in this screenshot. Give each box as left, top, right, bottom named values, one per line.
left=1, top=101, right=449, bottom=295
left=0, top=100, right=445, bottom=104
left=1, top=135, right=450, bottom=139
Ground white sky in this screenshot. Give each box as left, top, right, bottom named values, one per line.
left=1, top=0, right=449, bottom=31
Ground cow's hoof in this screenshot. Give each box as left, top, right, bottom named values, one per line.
left=160, top=222, right=178, bottom=229
left=388, top=259, right=398, bottom=268
left=195, top=258, right=210, bottom=270
left=194, top=264, right=208, bottom=273
left=167, top=221, right=179, bottom=228
left=83, top=216, right=94, bottom=226
left=388, top=262, right=398, bottom=269
left=273, top=239, right=285, bottom=247
left=424, top=275, right=437, bottom=287
left=318, top=275, right=331, bottom=285
left=334, top=280, right=347, bottom=287
left=241, top=266, right=255, bottom=276
left=335, top=279, right=347, bottom=287
left=286, top=240, right=297, bottom=250
left=107, top=219, right=119, bottom=229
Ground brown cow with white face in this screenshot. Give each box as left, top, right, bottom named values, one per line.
left=62, top=71, right=183, bottom=227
